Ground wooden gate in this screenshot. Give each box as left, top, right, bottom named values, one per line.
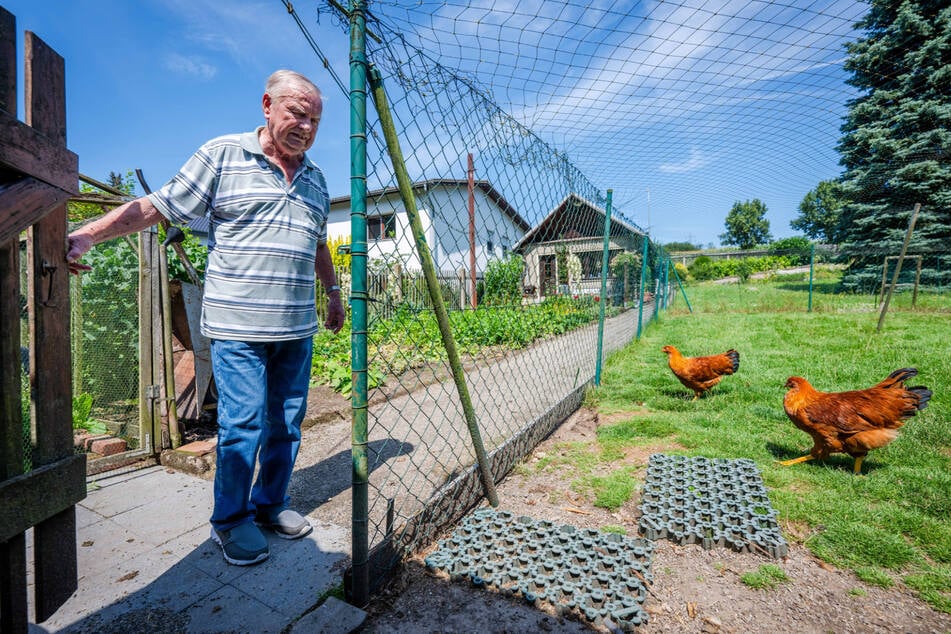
left=0, top=7, right=86, bottom=632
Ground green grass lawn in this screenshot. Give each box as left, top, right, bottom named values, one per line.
left=587, top=270, right=950, bottom=612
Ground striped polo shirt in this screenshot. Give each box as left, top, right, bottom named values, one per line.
left=148, top=127, right=329, bottom=342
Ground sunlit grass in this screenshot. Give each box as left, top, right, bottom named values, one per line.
left=585, top=271, right=951, bottom=612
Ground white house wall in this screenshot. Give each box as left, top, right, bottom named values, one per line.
left=327, top=184, right=526, bottom=275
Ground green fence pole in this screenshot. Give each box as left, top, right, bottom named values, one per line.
left=807, top=242, right=815, bottom=313
left=669, top=260, right=693, bottom=313
left=636, top=236, right=649, bottom=340
left=348, top=0, right=370, bottom=609
left=594, top=189, right=612, bottom=386
left=367, top=64, right=499, bottom=508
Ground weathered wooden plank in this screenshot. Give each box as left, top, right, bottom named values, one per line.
left=0, top=111, right=78, bottom=194
left=0, top=7, right=15, bottom=116
left=0, top=11, right=27, bottom=632
left=0, top=240, right=24, bottom=481
left=34, top=507, right=77, bottom=622
left=25, top=32, right=72, bottom=465
left=0, top=454, right=86, bottom=543
left=0, top=175, right=73, bottom=244
left=24, top=29, right=80, bottom=620
left=0, top=533, right=28, bottom=634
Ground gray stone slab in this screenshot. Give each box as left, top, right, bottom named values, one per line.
left=74, top=502, right=104, bottom=530
left=181, top=584, right=289, bottom=634
left=49, top=558, right=222, bottom=634
left=82, top=467, right=192, bottom=518
left=228, top=520, right=349, bottom=617
left=289, top=597, right=367, bottom=634
left=74, top=517, right=155, bottom=579
left=108, top=482, right=212, bottom=547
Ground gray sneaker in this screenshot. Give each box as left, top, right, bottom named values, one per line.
left=211, top=522, right=269, bottom=566
left=255, top=509, right=313, bottom=540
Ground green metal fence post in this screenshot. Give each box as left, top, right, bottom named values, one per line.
left=367, top=64, right=499, bottom=508
left=669, top=260, right=693, bottom=313
left=348, top=0, right=370, bottom=609
left=636, top=236, right=649, bottom=340
left=594, top=189, right=612, bottom=386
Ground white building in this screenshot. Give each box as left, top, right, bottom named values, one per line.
left=328, top=179, right=530, bottom=275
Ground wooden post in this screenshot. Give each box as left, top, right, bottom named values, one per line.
left=467, top=153, right=477, bottom=308
left=877, top=204, right=921, bottom=332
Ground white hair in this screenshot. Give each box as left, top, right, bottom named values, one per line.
left=265, top=70, right=320, bottom=100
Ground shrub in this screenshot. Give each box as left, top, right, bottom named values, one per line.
left=769, top=236, right=813, bottom=266
left=482, top=254, right=524, bottom=306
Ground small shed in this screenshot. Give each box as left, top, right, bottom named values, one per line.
left=514, top=193, right=645, bottom=298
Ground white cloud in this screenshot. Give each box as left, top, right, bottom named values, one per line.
left=163, top=53, right=217, bottom=79
left=659, top=147, right=710, bottom=173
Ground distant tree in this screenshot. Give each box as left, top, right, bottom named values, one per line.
left=68, top=170, right=136, bottom=223
left=720, top=199, right=772, bottom=249
left=836, top=0, right=951, bottom=291
left=664, top=241, right=700, bottom=252
left=793, top=180, right=846, bottom=243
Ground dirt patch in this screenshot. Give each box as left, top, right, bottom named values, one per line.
left=358, top=408, right=951, bottom=633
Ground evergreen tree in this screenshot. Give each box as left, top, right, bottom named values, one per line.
left=837, top=0, right=951, bottom=291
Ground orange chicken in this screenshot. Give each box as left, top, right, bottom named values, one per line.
left=661, top=345, right=740, bottom=400
left=779, top=368, right=931, bottom=474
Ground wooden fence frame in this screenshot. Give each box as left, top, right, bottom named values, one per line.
left=1, top=8, right=86, bottom=631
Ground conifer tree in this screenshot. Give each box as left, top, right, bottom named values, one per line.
left=837, top=0, right=950, bottom=291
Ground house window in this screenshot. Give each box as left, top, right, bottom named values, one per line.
left=368, top=214, right=396, bottom=241
left=487, top=230, right=495, bottom=252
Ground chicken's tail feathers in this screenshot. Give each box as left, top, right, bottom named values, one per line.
left=878, top=367, right=918, bottom=390
left=725, top=349, right=740, bottom=374
left=909, top=386, right=932, bottom=411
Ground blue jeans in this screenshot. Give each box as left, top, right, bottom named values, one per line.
left=209, top=337, right=313, bottom=531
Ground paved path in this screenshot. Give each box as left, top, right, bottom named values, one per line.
left=30, top=303, right=658, bottom=632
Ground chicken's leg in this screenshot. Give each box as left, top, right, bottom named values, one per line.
left=777, top=455, right=814, bottom=466
left=852, top=456, right=865, bottom=475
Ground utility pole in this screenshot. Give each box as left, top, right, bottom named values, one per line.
left=646, top=187, right=651, bottom=233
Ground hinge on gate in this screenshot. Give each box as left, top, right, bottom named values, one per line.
left=145, top=384, right=161, bottom=399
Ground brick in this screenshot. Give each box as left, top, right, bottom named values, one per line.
left=176, top=438, right=217, bottom=456
left=78, top=433, right=111, bottom=452
left=90, top=437, right=127, bottom=456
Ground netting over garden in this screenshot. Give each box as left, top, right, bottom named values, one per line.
left=284, top=0, right=949, bottom=594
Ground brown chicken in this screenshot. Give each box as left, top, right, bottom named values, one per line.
left=662, top=345, right=740, bottom=400
left=779, top=368, right=932, bottom=474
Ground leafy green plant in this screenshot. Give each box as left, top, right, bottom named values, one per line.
left=482, top=254, right=524, bottom=306
left=741, top=564, right=790, bottom=590
left=72, top=392, right=108, bottom=435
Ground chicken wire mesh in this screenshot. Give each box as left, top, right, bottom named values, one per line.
left=287, top=0, right=949, bottom=597
left=16, top=235, right=140, bottom=474
left=289, top=1, right=671, bottom=593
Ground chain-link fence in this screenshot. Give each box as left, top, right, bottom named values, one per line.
left=282, top=3, right=676, bottom=600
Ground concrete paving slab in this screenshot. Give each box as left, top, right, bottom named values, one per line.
left=180, top=585, right=289, bottom=634
left=226, top=521, right=348, bottom=618
left=29, top=466, right=354, bottom=633
left=289, top=596, right=367, bottom=634
left=82, top=468, right=198, bottom=518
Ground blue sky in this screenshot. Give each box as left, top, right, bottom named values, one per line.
left=5, top=0, right=352, bottom=197
left=5, top=0, right=865, bottom=247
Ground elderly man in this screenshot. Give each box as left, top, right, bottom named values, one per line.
left=67, top=70, right=345, bottom=566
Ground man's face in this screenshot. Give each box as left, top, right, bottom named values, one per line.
left=264, top=87, right=322, bottom=156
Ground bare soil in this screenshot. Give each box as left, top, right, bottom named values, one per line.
left=356, top=408, right=951, bottom=634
